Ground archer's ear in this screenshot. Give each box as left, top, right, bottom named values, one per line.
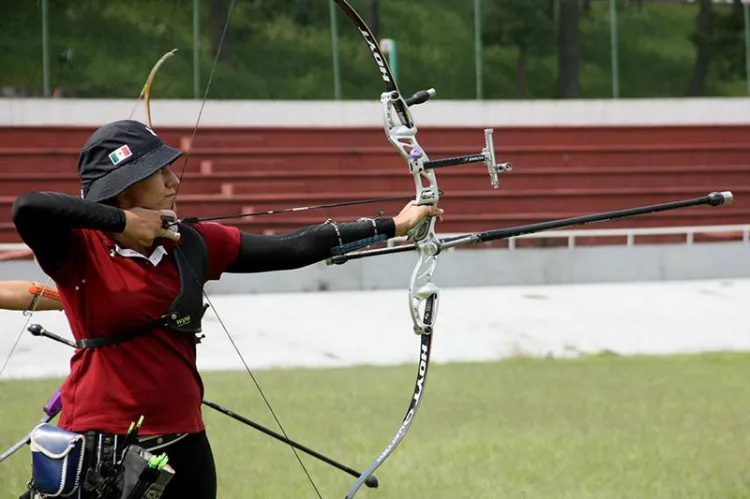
left=112, top=189, right=132, bottom=209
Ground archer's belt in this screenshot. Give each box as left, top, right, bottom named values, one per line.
left=86, top=431, right=188, bottom=465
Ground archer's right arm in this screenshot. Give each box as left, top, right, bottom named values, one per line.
left=11, top=192, right=126, bottom=276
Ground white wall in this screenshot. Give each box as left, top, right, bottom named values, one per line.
left=1, top=97, right=750, bottom=127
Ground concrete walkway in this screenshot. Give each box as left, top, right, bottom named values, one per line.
left=1, top=278, right=747, bottom=380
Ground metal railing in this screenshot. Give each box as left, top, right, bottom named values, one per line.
left=0, top=225, right=747, bottom=261
left=386, top=224, right=750, bottom=250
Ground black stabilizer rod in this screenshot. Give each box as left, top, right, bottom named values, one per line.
left=405, top=88, right=435, bottom=107
left=26, top=324, right=380, bottom=488
left=445, top=190, right=734, bottom=249
left=327, top=191, right=734, bottom=265
left=201, top=400, right=380, bottom=488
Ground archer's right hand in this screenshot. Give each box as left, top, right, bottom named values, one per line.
left=123, top=207, right=181, bottom=247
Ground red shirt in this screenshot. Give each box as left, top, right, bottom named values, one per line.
left=51, top=222, right=240, bottom=436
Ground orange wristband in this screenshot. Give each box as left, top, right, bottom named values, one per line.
left=29, top=283, right=61, bottom=302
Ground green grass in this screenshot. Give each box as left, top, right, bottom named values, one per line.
left=2, top=353, right=750, bottom=498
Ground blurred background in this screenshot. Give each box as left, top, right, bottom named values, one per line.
left=1, top=0, right=749, bottom=100
left=0, top=2, right=749, bottom=498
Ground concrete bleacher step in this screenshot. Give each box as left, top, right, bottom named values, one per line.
left=0, top=207, right=746, bottom=244
left=0, top=151, right=205, bottom=175
left=0, top=173, right=226, bottom=196
left=187, top=142, right=750, bottom=172
left=0, top=163, right=747, bottom=197
left=181, top=125, right=750, bottom=148
left=0, top=127, right=185, bottom=149
left=2, top=166, right=746, bottom=202
left=3, top=124, right=750, bottom=149
left=215, top=165, right=750, bottom=195
left=2, top=142, right=749, bottom=177
left=0, top=187, right=742, bottom=225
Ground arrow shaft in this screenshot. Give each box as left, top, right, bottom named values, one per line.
left=180, top=194, right=419, bottom=225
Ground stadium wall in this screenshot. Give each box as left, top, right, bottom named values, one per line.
left=0, top=242, right=748, bottom=294
left=2, top=97, right=750, bottom=127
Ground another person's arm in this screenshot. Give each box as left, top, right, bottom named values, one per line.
left=0, top=280, right=62, bottom=311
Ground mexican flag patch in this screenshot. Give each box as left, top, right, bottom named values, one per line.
left=109, top=145, right=133, bottom=165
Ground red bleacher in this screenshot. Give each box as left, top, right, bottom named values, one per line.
left=0, top=124, right=747, bottom=245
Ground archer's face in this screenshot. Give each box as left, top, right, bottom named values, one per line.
left=117, top=166, right=180, bottom=212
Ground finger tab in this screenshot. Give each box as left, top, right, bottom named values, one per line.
left=161, top=214, right=177, bottom=229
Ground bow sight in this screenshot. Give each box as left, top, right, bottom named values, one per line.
left=389, top=87, right=513, bottom=193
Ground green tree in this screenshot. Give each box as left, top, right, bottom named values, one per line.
left=557, top=0, right=580, bottom=98
left=686, top=0, right=713, bottom=96
left=711, top=0, right=745, bottom=83
left=483, top=0, right=556, bottom=98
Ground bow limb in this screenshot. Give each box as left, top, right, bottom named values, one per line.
left=130, top=48, right=178, bottom=128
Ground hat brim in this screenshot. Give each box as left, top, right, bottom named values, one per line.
left=83, top=143, right=184, bottom=203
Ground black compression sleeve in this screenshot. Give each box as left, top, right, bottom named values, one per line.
left=12, top=192, right=127, bottom=275
left=228, top=217, right=396, bottom=273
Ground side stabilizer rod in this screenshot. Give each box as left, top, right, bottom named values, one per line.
left=327, top=191, right=734, bottom=265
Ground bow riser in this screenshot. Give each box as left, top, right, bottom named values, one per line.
left=381, top=92, right=443, bottom=336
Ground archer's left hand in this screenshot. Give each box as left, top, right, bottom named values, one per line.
left=392, top=201, right=444, bottom=237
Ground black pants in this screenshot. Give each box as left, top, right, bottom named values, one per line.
left=157, top=431, right=217, bottom=499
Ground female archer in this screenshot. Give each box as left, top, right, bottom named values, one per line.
left=10, top=119, right=442, bottom=499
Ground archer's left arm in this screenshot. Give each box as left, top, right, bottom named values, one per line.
left=196, top=202, right=441, bottom=276
left=227, top=217, right=397, bottom=273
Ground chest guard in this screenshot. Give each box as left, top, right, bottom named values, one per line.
left=161, top=222, right=209, bottom=335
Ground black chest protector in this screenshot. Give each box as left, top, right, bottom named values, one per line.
left=162, top=223, right=209, bottom=334
left=75, top=223, right=209, bottom=349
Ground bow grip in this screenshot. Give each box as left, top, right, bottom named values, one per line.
left=406, top=218, right=432, bottom=242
